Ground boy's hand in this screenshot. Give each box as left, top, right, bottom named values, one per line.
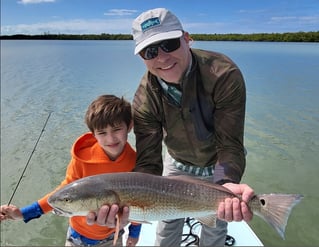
left=86, top=204, right=129, bottom=229
left=0, top=205, right=23, bottom=221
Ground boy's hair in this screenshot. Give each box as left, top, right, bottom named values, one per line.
left=85, top=95, right=132, bottom=133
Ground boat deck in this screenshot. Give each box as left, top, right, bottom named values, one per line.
left=124, top=220, right=264, bottom=246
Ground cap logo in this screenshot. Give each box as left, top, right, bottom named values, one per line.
left=141, top=17, right=161, bottom=32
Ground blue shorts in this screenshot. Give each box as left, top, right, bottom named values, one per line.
left=66, top=226, right=124, bottom=246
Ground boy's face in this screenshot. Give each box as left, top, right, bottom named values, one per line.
left=93, top=121, right=132, bottom=160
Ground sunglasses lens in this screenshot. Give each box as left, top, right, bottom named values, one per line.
left=139, top=38, right=181, bottom=60
left=160, top=38, right=181, bottom=53
left=140, top=46, right=158, bottom=60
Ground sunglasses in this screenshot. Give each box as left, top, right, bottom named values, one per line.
left=139, top=38, right=181, bottom=60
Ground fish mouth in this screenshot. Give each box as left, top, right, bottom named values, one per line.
left=52, top=207, right=73, bottom=217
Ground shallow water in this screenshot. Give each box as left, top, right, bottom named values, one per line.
left=1, top=40, right=318, bottom=246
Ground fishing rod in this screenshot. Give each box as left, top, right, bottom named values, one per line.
left=7, top=111, right=52, bottom=205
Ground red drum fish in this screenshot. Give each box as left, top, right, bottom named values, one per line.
left=48, top=172, right=303, bottom=240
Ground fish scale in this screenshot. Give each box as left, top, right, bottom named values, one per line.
left=116, top=177, right=217, bottom=221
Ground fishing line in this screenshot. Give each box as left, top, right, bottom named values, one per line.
left=181, top=217, right=235, bottom=246
left=181, top=217, right=200, bottom=246
left=7, top=111, right=52, bottom=205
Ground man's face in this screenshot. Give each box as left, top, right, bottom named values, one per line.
left=141, top=32, right=192, bottom=84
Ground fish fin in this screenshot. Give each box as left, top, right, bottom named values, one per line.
left=253, top=194, right=304, bottom=239
left=113, top=215, right=120, bottom=246
left=195, top=214, right=217, bottom=228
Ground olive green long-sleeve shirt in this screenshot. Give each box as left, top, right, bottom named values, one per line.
left=133, top=48, right=246, bottom=184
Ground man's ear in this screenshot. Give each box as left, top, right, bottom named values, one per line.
left=183, top=31, right=191, bottom=43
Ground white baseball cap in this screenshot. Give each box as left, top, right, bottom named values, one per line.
left=132, top=8, right=183, bottom=55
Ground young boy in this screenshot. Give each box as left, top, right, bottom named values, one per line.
left=0, top=94, right=141, bottom=246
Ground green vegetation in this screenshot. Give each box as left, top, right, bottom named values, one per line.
left=190, top=31, right=319, bottom=42
left=1, top=31, right=318, bottom=42
left=0, top=33, right=132, bottom=40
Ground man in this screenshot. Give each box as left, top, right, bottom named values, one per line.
left=88, top=8, right=254, bottom=246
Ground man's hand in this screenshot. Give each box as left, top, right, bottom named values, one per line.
left=217, top=183, right=254, bottom=222
left=86, top=204, right=129, bottom=229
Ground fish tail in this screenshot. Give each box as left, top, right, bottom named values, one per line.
left=252, top=194, right=303, bottom=239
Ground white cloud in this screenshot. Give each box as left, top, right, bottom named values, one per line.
left=2, top=14, right=318, bottom=35
left=270, top=16, right=297, bottom=22
left=269, top=15, right=319, bottom=26
left=1, top=18, right=134, bottom=35
left=238, top=9, right=267, bottom=14
left=18, top=0, right=55, bottom=4
left=104, top=9, right=138, bottom=16
left=299, top=16, right=319, bottom=24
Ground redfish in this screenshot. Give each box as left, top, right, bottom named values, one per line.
left=48, top=172, right=303, bottom=239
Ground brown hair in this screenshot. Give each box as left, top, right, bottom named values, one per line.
left=85, top=95, right=132, bottom=133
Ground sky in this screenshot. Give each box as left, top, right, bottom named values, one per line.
left=1, top=0, right=318, bottom=35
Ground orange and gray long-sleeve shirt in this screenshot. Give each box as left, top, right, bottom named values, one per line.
left=21, top=132, right=140, bottom=240
left=133, top=48, right=246, bottom=184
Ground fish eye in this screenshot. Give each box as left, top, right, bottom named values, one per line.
left=63, top=198, right=72, bottom=202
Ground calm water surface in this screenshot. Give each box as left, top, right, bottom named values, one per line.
left=1, top=40, right=318, bottom=246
